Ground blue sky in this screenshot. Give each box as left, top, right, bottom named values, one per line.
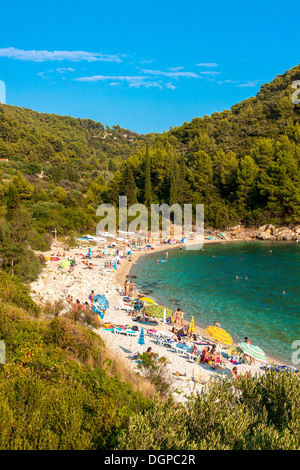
left=0, top=0, right=299, bottom=134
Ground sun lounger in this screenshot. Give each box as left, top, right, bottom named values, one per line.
left=113, top=327, right=137, bottom=336
left=171, top=344, right=189, bottom=355
left=115, top=300, right=134, bottom=313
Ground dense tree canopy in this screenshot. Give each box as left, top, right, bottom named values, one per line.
left=0, top=65, right=299, bottom=278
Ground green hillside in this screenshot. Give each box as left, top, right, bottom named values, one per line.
left=0, top=271, right=299, bottom=450
left=108, top=64, right=300, bottom=228
left=0, top=65, right=300, bottom=282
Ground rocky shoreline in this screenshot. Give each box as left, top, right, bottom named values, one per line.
left=206, top=223, right=300, bottom=242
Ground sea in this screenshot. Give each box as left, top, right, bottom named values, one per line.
left=129, top=241, right=300, bottom=366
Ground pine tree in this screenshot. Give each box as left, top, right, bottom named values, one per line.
left=144, top=144, right=152, bottom=208
left=119, top=163, right=137, bottom=206
left=6, top=183, right=20, bottom=220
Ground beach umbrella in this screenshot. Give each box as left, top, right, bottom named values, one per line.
left=144, top=304, right=173, bottom=319
left=140, top=296, right=155, bottom=304
left=163, top=308, right=166, bottom=324
left=239, top=342, right=268, bottom=363
left=188, top=316, right=195, bottom=334
left=92, top=303, right=104, bottom=319
left=93, top=294, right=109, bottom=311
left=60, top=259, right=71, bottom=269
left=138, top=328, right=145, bottom=346
left=205, top=325, right=233, bottom=345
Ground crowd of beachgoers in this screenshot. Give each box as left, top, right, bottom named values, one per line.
left=29, top=235, right=297, bottom=404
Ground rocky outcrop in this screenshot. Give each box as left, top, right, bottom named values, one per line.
left=256, top=224, right=299, bottom=241
left=205, top=223, right=300, bottom=241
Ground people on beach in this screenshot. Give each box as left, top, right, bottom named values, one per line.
left=213, top=321, right=221, bottom=328
left=175, top=308, right=181, bottom=326
left=201, top=347, right=211, bottom=363
left=124, top=280, right=128, bottom=296
left=179, top=309, right=185, bottom=327
left=128, top=281, right=134, bottom=297
left=243, top=337, right=254, bottom=365
left=89, top=290, right=94, bottom=304
left=232, top=366, right=250, bottom=380
left=211, top=345, right=226, bottom=365
left=145, top=347, right=171, bottom=364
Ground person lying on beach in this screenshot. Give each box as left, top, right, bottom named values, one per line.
left=177, top=327, right=187, bottom=337
left=145, top=347, right=171, bottom=364
left=232, top=367, right=251, bottom=380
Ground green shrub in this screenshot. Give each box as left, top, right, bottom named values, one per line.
left=0, top=272, right=40, bottom=315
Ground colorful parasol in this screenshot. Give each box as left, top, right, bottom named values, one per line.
left=238, top=342, right=268, bottom=363
left=205, top=325, right=233, bottom=345
left=144, top=304, right=173, bottom=319
left=60, top=259, right=71, bottom=269
left=138, top=327, right=145, bottom=346
left=140, top=297, right=155, bottom=304
left=188, top=316, right=196, bottom=334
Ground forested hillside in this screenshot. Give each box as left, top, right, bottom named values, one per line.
left=108, top=64, right=300, bottom=228
left=0, top=65, right=300, bottom=281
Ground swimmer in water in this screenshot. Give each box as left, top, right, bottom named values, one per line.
left=283, top=291, right=286, bottom=295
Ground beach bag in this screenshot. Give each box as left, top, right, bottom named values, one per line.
left=89, top=294, right=92, bottom=300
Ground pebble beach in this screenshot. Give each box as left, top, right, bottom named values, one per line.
left=29, top=237, right=281, bottom=404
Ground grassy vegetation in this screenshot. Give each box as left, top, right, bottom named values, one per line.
left=0, top=271, right=153, bottom=449
left=0, top=271, right=299, bottom=450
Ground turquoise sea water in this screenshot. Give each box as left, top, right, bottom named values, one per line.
left=129, top=241, right=300, bottom=365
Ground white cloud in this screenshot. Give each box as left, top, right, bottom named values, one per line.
left=198, top=71, right=220, bottom=76
left=37, top=70, right=53, bottom=79
left=141, top=69, right=201, bottom=79
left=0, top=47, right=123, bottom=63
left=237, top=80, right=261, bottom=88
left=197, top=62, right=218, bottom=67
left=217, top=79, right=239, bottom=85
left=168, top=66, right=185, bottom=72
left=75, top=74, right=177, bottom=90
left=56, top=67, right=75, bottom=73
left=75, top=75, right=147, bottom=83
left=165, top=82, right=177, bottom=90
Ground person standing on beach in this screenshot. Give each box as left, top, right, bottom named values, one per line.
left=179, top=309, right=185, bottom=328
left=243, top=337, right=254, bottom=365
left=129, top=281, right=134, bottom=297
left=175, top=308, right=181, bottom=326
left=89, top=290, right=94, bottom=304
left=124, top=280, right=128, bottom=296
